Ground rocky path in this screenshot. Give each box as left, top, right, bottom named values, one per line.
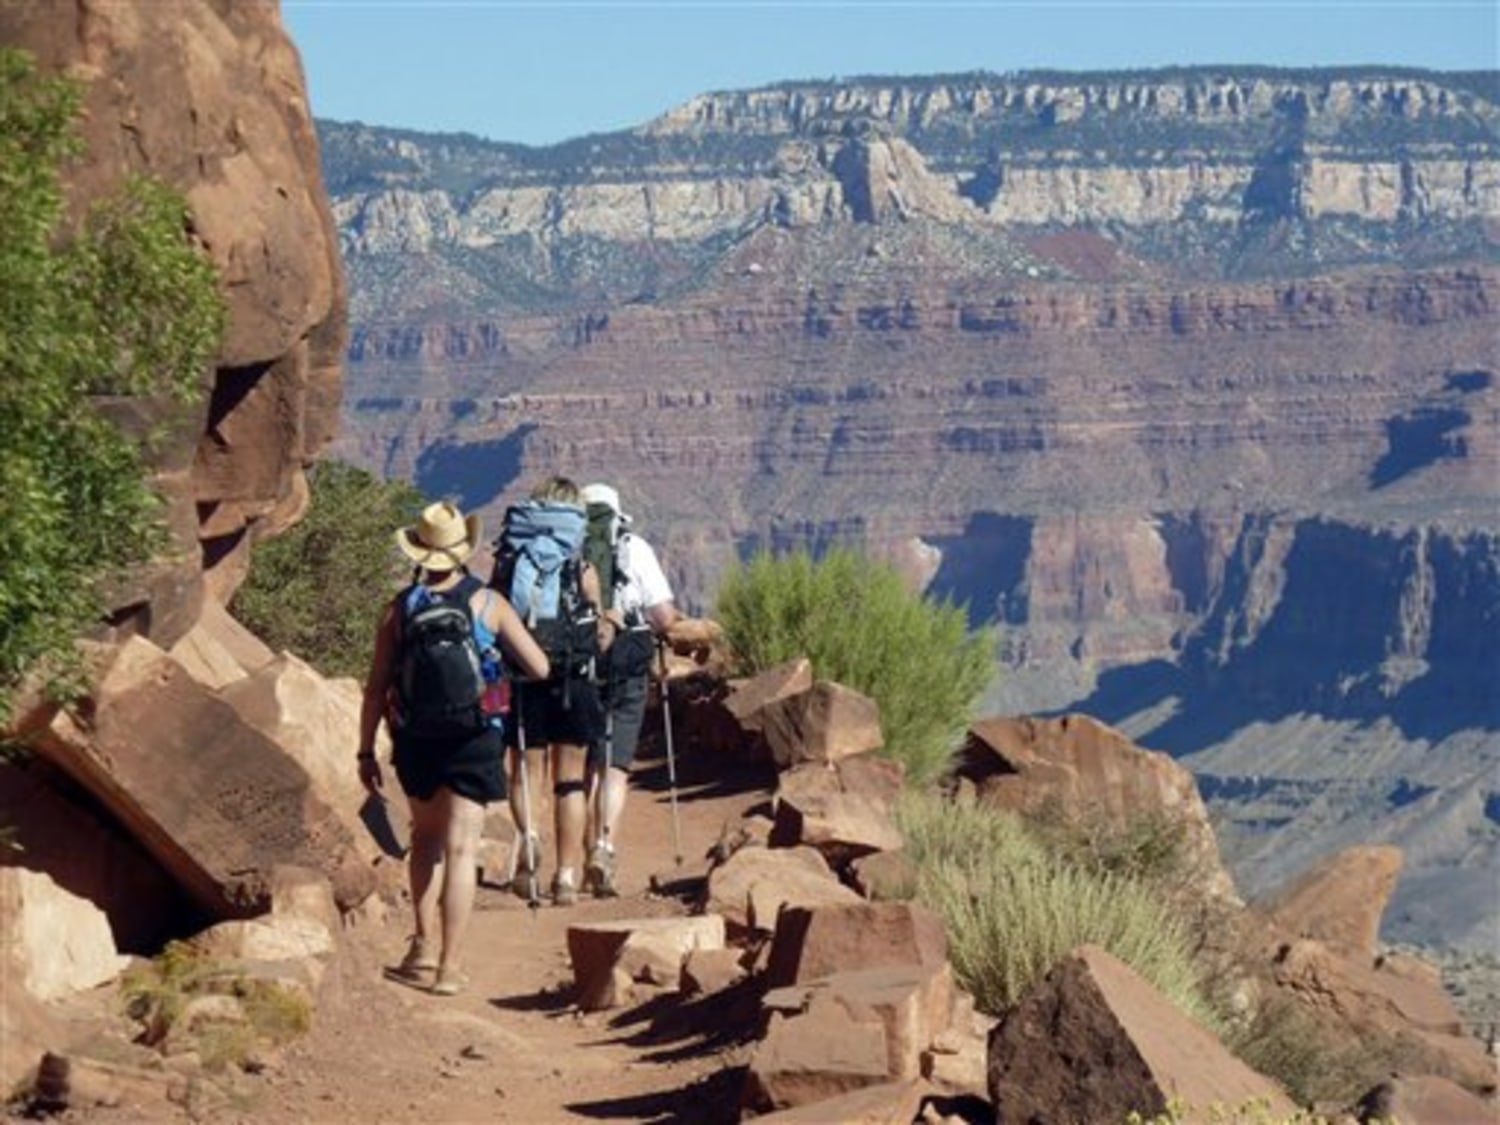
left=243, top=746, right=768, bottom=1125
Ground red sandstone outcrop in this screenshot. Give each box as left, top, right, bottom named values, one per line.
left=26, top=636, right=376, bottom=921
left=0, top=0, right=346, bottom=624
left=988, top=945, right=1299, bottom=1124
left=957, top=713, right=1240, bottom=903
left=1261, top=844, right=1404, bottom=961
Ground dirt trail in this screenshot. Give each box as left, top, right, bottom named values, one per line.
left=246, top=742, right=771, bottom=1125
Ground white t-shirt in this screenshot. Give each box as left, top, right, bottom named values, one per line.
left=613, top=532, right=673, bottom=621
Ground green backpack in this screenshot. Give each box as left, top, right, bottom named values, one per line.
left=583, top=500, right=622, bottom=612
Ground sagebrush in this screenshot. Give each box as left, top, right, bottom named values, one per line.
left=714, top=547, right=994, bottom=784
left=897, top=790, right=1214, bottom=1023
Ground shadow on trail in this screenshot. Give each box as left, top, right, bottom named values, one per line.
left=602, top=976, right=764, bottom=1060
left=629, top=727, right=775, bottom=808
left=488, top=982, right=573, bottom=1017
left=564, top=1064, right=746, bottom=1123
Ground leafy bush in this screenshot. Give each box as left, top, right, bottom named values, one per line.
left=0, top=48, right=224, bottom=724
left=231, top=460, right=423, bottom=678
left=714, top=547, right=994, bottom=784
left=898, top=791, right=1214, bottom=1023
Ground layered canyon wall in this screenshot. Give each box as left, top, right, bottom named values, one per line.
left=325, top=68, right=1499, bottom=950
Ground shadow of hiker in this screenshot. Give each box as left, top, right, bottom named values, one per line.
left=359, top=794, right=408, bottom=859
left=564, top=1063, right=747, bottom=1124
left=594, top=976, right=765, bottom=1064
left=489, top=981, right=574, bottom=1018
left=629, top=741, right=774, bottom=806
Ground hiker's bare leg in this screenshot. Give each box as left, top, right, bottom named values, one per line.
left=436, top=788, right=485, bottom=973
left=597, top=765, right=629, bottom=846
left=406, top=795, right=445, bottom=944
left=552, top=742, right=588, bottom=879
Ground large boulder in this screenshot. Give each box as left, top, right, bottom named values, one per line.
left=749, top=962, right=956, bottom=1110
left=959, top=714, right=1239, bottom=903
left=0, top=868, right=129, bottom=1002
left=703, top=844, right=861, bottom=934
left=761, top=681, right=884, bottom=769
left=1260, top=845, right=1403, bottom=961
left=29, top=637, right=376, bottom=920
left=766, top=901, right=949, bottom=989
left=769, top=759, right=905, bottom=868
left=988, top=945, right=1296, bottom=1124
left=218, top=651, right=403, bottom=861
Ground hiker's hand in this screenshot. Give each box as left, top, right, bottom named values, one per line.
left=667, top=617, right=723, bottom=661
left=357, top=754, right=384, bottom=796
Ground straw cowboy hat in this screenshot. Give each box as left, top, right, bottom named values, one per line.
left=395, top=501, right=481, bottom=570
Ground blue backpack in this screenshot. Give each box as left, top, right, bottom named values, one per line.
left=491, top=501, right=600, bottom=690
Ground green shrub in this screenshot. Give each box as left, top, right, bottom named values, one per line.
left=1218, top=988, right=1404, bottom=1109
left=231, top=460, right=424, bottom=679
left=121, top=940, right=312, bottom=1073
left=1028, top=798, right=1194, bottom=887
left=1125, top=1097, right=1388, bottom=1124
left=714, top=547, right=994, bottom=784
left=898, top=791, right=1214, bottom=1023
left=0, top=47, right=223, bottom=724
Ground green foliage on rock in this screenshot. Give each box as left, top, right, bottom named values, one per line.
left=713, top=546, right=994, bottom=785
left=898, top=790, right=1215, bottom=1024
left=121, top=940, right=312, bottom=1073
left=231, top=460, right=424, bottom=679
left=0, top=48, right=224, bottom=724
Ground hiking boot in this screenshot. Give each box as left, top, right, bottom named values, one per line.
left=514, top=831, right=543, bottom=903
left=551, top=868, right=579, bottom=906
left=585, top=841, right=618, bottom=898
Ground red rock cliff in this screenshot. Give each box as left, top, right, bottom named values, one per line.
left=0, top=0, right=346, bottom=642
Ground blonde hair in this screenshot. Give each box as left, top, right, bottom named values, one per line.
left=530, top=475, right=580, bottom=504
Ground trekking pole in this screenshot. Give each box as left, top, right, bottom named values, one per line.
left=513, top=688, right=542, bottom=914
left=657, top=638, right=683, bottom=868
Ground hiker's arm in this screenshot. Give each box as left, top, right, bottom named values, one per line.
left=358, top=601, right=398, bottom=793
left=644, top=600, right=681, bottom=634
left=360, top=601, right=398, bottom=749
left=488, top=594, right=550, bottom=681
left=582, top=561, right=617, bottom=652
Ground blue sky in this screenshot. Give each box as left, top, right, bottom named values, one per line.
left=282, top=1, right=1499, bottom=146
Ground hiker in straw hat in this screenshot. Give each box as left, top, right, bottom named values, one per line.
left=358, top=499, right=549, bottom=996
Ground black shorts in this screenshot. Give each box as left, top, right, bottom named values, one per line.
left=591, top=672, right=648, bottom=770
left=506, top=677, right=606, bottom=750
left=392, top=723, right=506, bottom=804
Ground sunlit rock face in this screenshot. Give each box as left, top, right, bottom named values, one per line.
left=0, top=0, right=347, bottom=631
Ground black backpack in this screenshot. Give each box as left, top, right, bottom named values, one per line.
left=582, top=509, right=656, bottom=685
left=394, top=574, right=488, bottom=739
left=490, top=501, right=600, bottom=696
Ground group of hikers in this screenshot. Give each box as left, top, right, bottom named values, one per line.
left=355, top=476, right=713, bottom=996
